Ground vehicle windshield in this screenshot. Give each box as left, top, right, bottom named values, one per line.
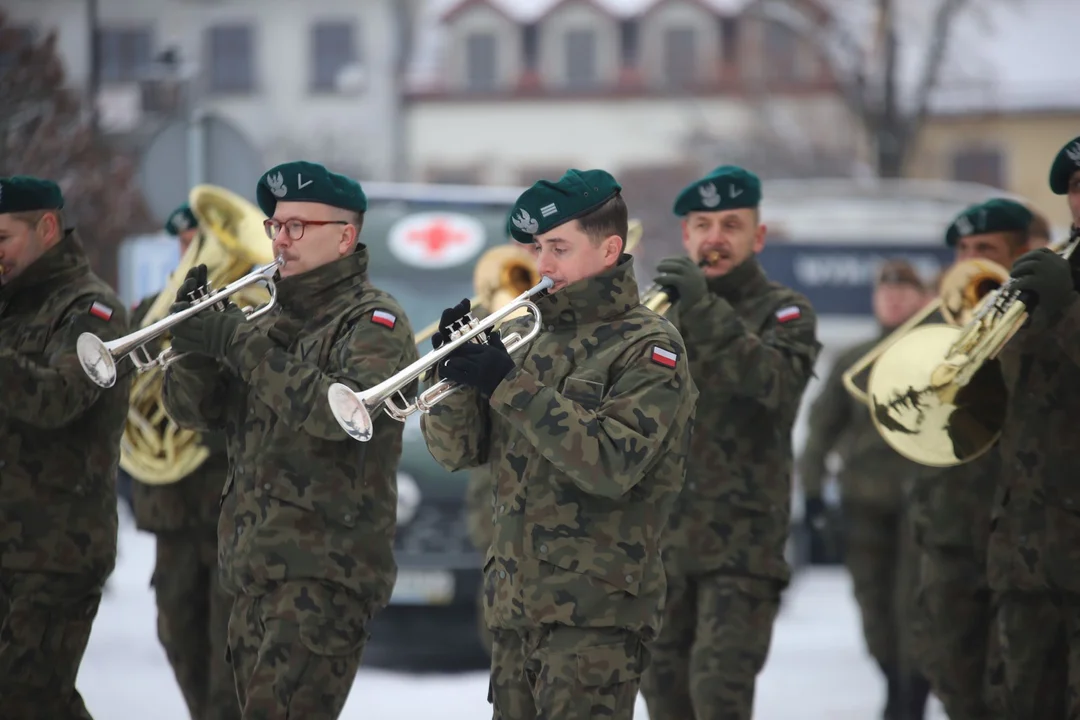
left=362, top=199, right=517, bottom=353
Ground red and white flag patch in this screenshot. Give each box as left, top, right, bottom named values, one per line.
left=650, top=346, right=678, bottom=368
left=371, top=309, right=397, bottom=329
left=89, top=301, right=114, bottom=321
left=775, top=305, right=801, bottom=323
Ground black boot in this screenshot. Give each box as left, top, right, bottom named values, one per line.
left=879, top=662, right=901, bottom=720
left=898, top=673, right=931, bottom=720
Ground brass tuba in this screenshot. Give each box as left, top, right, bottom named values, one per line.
left=119, top=184, right=275, bottom=485
left=864, top=232, right=1080, bottom=467
left=413, top=218, right=643, bottom=345
left=842, top=258, right=1010, bottom=404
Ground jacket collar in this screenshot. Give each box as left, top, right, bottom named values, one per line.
left=273, top=244, right=370, bottom=315
left=536, top=253, right=639, bottom=327
left=1, top=230, right=89, bottom=302
left=706, top=256, right=769, bottom=303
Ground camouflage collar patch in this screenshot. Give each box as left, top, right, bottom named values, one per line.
left=273, top=250, right=370, bottom=314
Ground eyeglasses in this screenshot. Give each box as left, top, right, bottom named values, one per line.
left=263, top=218, right=349, bottom=241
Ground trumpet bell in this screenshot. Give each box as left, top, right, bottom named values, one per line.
left=866, top=324, right=1006, bottom=467
left=77, top=333, right=118, bottom=388
left=328, top=383, right=377, bottom=442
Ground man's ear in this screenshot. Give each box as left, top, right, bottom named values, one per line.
left=339, top=223, right=359, bottom=256
left=38, top=211, right=62, bottom=246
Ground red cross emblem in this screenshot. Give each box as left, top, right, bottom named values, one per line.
left=407, top=218, right=468, bottom=257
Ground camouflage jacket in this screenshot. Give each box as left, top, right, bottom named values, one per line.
left=662, top=258, right=820, bottom=582
left=908, top=450, right=997, bottom=563
left=162, top=248, right=419, bottom=607
left=128, top=293, right=229, bottom=534
left=987, top=295, right=1080, bottom=594
left=420, top=255, right=698, bottom=639
left=799, top=335, right=919, bottom=511
left=461, top=301, right=495, bottom=553
left=0, top=231, right=130, bottom=581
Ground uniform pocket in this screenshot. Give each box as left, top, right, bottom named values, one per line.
left=255, top=470, right=359, bottom=529
left=561, top=372, right=606, bottom=411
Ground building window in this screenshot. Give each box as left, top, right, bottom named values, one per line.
left=720, top=17, right=739, bottom=65
left=310, top=22, right=358, bottom=92
left=206, top=24, right=254, bottom=94
left=952, top=148, right=1005, bottom=188
left=97, top=27, right=153, bottom=83
left=663, top=27, right=696, bottom=87
left=565, top=29, right=597, bottom=90
left=464, top=32, right=497, bottom=91
left=764, top=21, right=797, bottom=82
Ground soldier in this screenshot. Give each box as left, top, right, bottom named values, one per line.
left=0, top=175, right=131, bottom=718
left=639, top=165, right=821, bottom=720
left=126, top=201, right=238, bottom=720
left=420, top=168, right=698, bottom=720
left=983, top=134, right=1080, bottom=718
left=799, top=259, right=932, bottom=719
left=908, top=198, right=1036, bottom=720
left=162, top=161, right=419, bottom=720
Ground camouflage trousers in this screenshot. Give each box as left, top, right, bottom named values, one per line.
left=227, top=580, right=371, bottom=720
left=476, top=579, right=493, bottom=656
left=844, top=503, right=918, bottom=671
left=910, top=546, right=1000, bottom=719
left=0, top=570, right=103, bottom=720
left=489, top=625, right=648, bottom=720
left=993, top=590, right=1079, bottom=718
left=640, top=573, right=781, bottom=720
left=152, top=529, right=239, bottom=720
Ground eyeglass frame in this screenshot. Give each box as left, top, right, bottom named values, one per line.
left=263, top=217, right=351, bottom=241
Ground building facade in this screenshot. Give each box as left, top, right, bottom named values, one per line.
left=405, top=0, right=859, bottom=186
left=4, top=0, right=416, bottom=182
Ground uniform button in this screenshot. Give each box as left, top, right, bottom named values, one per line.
left=539, top=544, right=548, bottom=553
left=499, top=570, right=507, bottom=579
left=546, top=325, right=555, bottom=332
left=499, top=505, right=506, bottom=514
left=625, top=574, right=634, bottom=583
left=688, top=482, right=697, bottom=490
left=0, top=460, right=6, bottom=469
left=74, top=484, right=83, bottom=493
left=343, top=513, right=352, bottom=522
left=263, top=483, right=271, bottom=490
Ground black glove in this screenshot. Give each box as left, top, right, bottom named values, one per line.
left=171, top=264, right=208, bottom=313
left=440, top=331, right=514, bottom=397
left=1010, top=248, right=1076, bottom=327
left=170, top=304, right=245, bottom=359
left=653, top=256, right=708, bottom=308
left=432, top=298, right=472, bottom=349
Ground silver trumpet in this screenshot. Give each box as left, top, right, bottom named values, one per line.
left=327, top=275, right=554, bottom=442
left=76, top=255, right=285, bottom=388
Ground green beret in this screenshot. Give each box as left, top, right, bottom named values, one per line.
left=672, top=165, right=761, bottom=216
left=0, top=175, right=64, bottom=215
left=944, top=198, right=1033, bottom=246
left=165, top=203, right=198, bottom=235
left=507, top=168, right=621, bottom=244
left=1049, top=135, right=1080, bottom=195
left=256, top=161, right=367, bottom=217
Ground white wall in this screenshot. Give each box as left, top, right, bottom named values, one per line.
left=6, top=0, right=405, bottom=180
left=406, top=95, right=853, bottom=184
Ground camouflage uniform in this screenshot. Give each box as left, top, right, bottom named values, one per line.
left=800, top=334, right=929, bottom=717
left=907, top=457, right=999, bottom=720
left=641, top=257, right=820, bottom=720
left=421, top=254, right=698, bottom=720
left=127, top=293, right=239, bottom=720
left=162, top=247, right=418, bottom=719
left=0, top=231, right=131, bottom=719
left=985, top=273, right=1080, bottom=719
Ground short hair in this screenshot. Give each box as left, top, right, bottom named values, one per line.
left=1028, top=211, right=1051, bottom=244
left=11, top=208, right=65, bottom=234
left=576, top=193, right=628, bottom=249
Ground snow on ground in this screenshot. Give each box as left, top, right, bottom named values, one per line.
left=79, top=510, right=946, bottom=719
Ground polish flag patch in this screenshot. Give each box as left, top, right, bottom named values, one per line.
left=371, top=309, right=397, bottom=329
left=650, top=346, right=678, bottom=368
left=775, top=305, right=801, bottom=323
left=89, top=301, right=114, bottom=321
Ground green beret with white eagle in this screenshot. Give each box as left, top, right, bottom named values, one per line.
left=0, top=175, right=64, bottom=215
left=256, top=161, right=367, bottom=218
left=673, top=165, right=761, bottom=216
left=1049, top=135, right=1080, bottom=195
left=165, top=203, right=198, bottom=235
left=944, top=198, right=1034, bottom=246
left=507, top=168, right=621, bottom=244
